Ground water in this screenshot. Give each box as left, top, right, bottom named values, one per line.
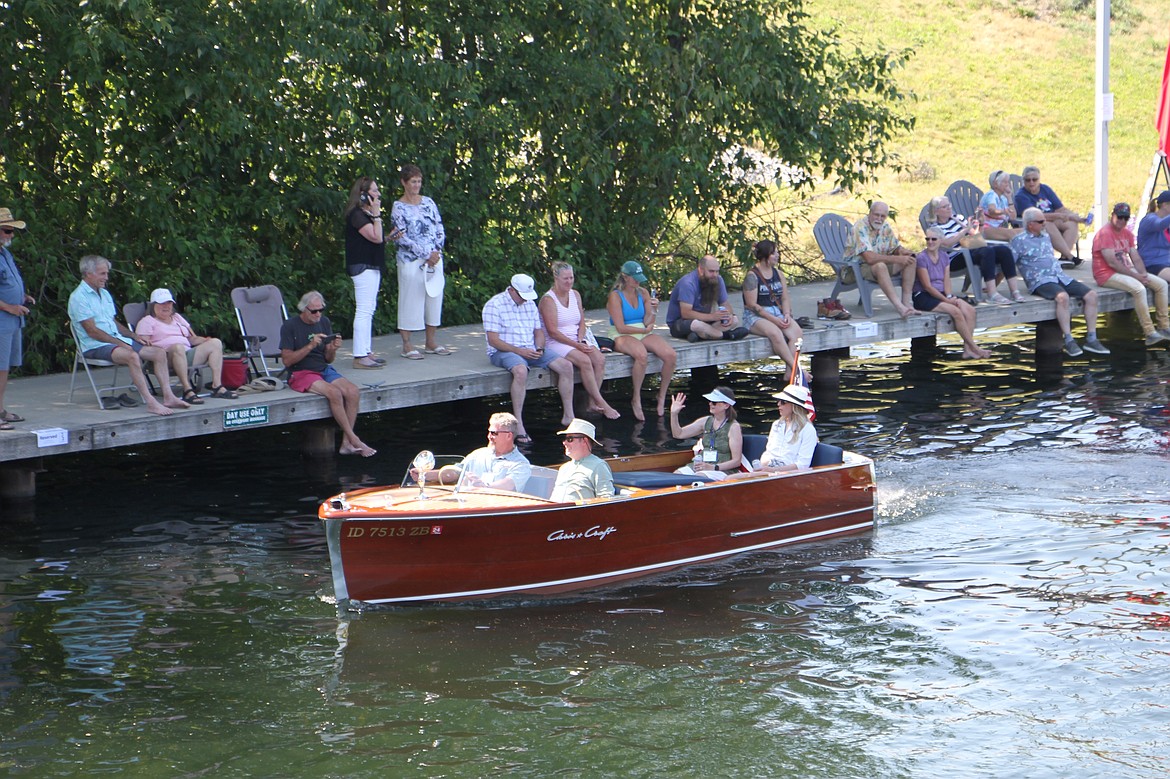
left=2, top=326, right=1169, bottom=777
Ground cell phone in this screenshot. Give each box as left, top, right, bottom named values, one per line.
left=360, top=191, right=370, bottom=204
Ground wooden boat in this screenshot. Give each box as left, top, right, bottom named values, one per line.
left=318, top=444, right=876, bottom=608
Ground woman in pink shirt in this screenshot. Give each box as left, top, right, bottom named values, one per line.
left=135, top=288, right=237, bottom=402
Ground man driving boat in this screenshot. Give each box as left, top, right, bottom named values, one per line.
left=424, top=412, right=532, bottom=491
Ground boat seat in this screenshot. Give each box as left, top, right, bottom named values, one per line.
left=742, top=434, right=767, bottom=468
left=810, top=442, right=844, bottom=467
left=613, top=470, right=707, bottom=490
left=521, top=466, right=558, bottom=500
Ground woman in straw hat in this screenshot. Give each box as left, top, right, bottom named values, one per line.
left=754, top=384, right=819, bottom=472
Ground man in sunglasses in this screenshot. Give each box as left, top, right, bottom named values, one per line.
left=280, top=290, right=375, bottom=457
left=1011, top=208, right=1107, bottom=357
left=0, top=207, right=34, bottom=430
left=550, top=418, right=613, bottom=502
left=426, top=412, right=531, bottom=491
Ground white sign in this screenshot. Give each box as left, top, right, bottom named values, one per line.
left=850, top=321, right=878, bottom=339
left=33, top=428, right=69, bottom=447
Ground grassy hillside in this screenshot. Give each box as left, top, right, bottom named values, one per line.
left=789, top=0, right=1170, bottom=262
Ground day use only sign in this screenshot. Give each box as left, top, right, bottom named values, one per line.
left=223, top=406, right=269, bottom=429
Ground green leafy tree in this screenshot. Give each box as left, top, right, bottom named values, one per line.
left=0, top=0, right=911, bottom=373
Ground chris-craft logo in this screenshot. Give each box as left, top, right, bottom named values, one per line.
left=547, top=525, right=617, bottom=542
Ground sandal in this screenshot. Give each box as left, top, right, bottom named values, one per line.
left=0, top=421, right=13, bottom=431
left=0, top=410, right=25, bottom=422
left=210, top=385, right=238, bottom=400
left=181, top=389, right=205, bottom=405
left=515, top=433, right=533, bottom=445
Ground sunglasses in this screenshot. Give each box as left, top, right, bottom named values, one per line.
left=0, top=228, right=15, bottom=235
left=925, top=237, right=940, bottom=242
left=487, top=429, right=512, bottom=437
left=1024, top=178, right=1039, bottom=182
left=1032, top=220, right=1046, bottom=225
left=307, top=307, right=325, bottom=314
left=562, top=435, right=587, bottom=442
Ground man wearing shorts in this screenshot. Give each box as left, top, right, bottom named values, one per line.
left=0, top=207, right=35, bottom=430
left=279, top=290, right=374, bottom=457
left=482, top=273, right=575, bottom=443
left=1011, top=208, right=1108, bottom=357
left=665, top=254, right=746, bottom=342
left=67, top=255, right=189, bottom=416
left=842, top=201, right=918, bottom=318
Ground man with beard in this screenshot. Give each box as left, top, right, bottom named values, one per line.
left=665, top=254, right=748, bottom=342
left=0, top=207, right=34, bottom=430
left=841, top=201, right=918, bottom=319
left=419, top=412, right=532, bottom=492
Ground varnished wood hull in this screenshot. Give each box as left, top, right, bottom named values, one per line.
left=319, top=451, right=876, bottom=607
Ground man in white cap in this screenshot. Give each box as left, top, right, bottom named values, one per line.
left=0, top=207, right=34, bottom=430
left=68, top=255, right=190, bottom=415
left=550, top=418, right=614, bottom=502
left=482, top=273, right=576, bottom=443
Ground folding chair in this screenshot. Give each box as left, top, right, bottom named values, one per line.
left=815, top=213, right=896, bottom=318
left=918, top=202, right=983, bottom=302
left=68, top=319, right=138, bottom=408
left=231, top=285, right=289, bottom=377
left=123, top=302, right=212, bottom=395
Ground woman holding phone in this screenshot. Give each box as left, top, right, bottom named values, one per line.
left=343, top=176, right=400, bottom=369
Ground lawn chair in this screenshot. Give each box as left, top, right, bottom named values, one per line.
left=918, top=202, right=983, bottom=302
left=815, top=213, right=890, bottom=318
left=123, top=302, right=210, bottom=395
left=944, top=179, right=983, bottom=220
left=231, top=285, right=289, bottom=377
left=68, top=319, right=138, bottom=408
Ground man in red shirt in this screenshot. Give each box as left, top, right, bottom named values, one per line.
left=1091, top=202, right=1170, bottom=347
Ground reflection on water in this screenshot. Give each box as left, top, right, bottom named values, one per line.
left=1, top=326, right=1168, bottom=777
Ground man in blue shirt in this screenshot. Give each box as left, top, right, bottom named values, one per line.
left=67, top=255, right=189, bottom=415
left=1013, top=166, right=1090, bottom=264
left=0, top=207, right=35, bottom=430
left=665, top=254, right=747, bottom=343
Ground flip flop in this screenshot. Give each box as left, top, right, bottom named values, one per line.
left=0, top=411, right=25, bottom=422
left=0, top=421, right=13, bottom=431
left=424, top=346, right=453, bottom=355
left=401, top=350, right=424, bottom=360
left=515, top=433, right=533, bottom=445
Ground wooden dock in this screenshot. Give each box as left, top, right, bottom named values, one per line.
left=0, top=261, right=1148, bottom=495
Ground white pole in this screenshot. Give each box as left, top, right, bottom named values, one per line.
left=1094, top=0, right=1112, bottom=228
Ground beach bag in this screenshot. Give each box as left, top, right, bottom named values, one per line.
left=221, top=357, right=250, bottom=390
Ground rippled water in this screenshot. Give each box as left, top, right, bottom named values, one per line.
left=2, top=326, right=1168, bottom=777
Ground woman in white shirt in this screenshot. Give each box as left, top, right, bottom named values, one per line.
left=756, top=384, right=818, bottom=472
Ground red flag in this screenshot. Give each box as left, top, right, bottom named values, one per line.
left=1159, top=25, right=1170, bottom=157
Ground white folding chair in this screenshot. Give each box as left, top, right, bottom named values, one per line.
left=68, top=320, right=138, bottom=408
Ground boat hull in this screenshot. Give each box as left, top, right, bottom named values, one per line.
left=320, top=454, right=876, bottom=607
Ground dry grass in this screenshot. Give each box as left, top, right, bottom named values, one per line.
left=786, top=0, right=1170, bottom=266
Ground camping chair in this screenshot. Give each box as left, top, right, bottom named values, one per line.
left=815, top=213, right=891, bottom=318
left=123, top=302, right=211, bottom=395
left=918, top=202, right=983, bottom=302
left=68, top=319, right=138, bottom=408
left=231, top=285, right=289, bottom=377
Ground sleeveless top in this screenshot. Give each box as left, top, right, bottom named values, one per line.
left=701, top=416, right=733, bottom=464
left=611, top=288, right=646, bottom=325
left=749, top=266, right=785, bottom=309
left=542, top=289, right=581, bottom=341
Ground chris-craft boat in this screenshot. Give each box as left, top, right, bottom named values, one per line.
left=319, top=443, right=876, bottom=609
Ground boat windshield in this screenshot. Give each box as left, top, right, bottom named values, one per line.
left=400, top=454, right=468, bottom=490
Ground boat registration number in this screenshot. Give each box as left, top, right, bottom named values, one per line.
left=345, top=524, right=442, bottom=538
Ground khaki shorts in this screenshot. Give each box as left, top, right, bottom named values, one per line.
left=840, top=263, right=879, bottom=285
